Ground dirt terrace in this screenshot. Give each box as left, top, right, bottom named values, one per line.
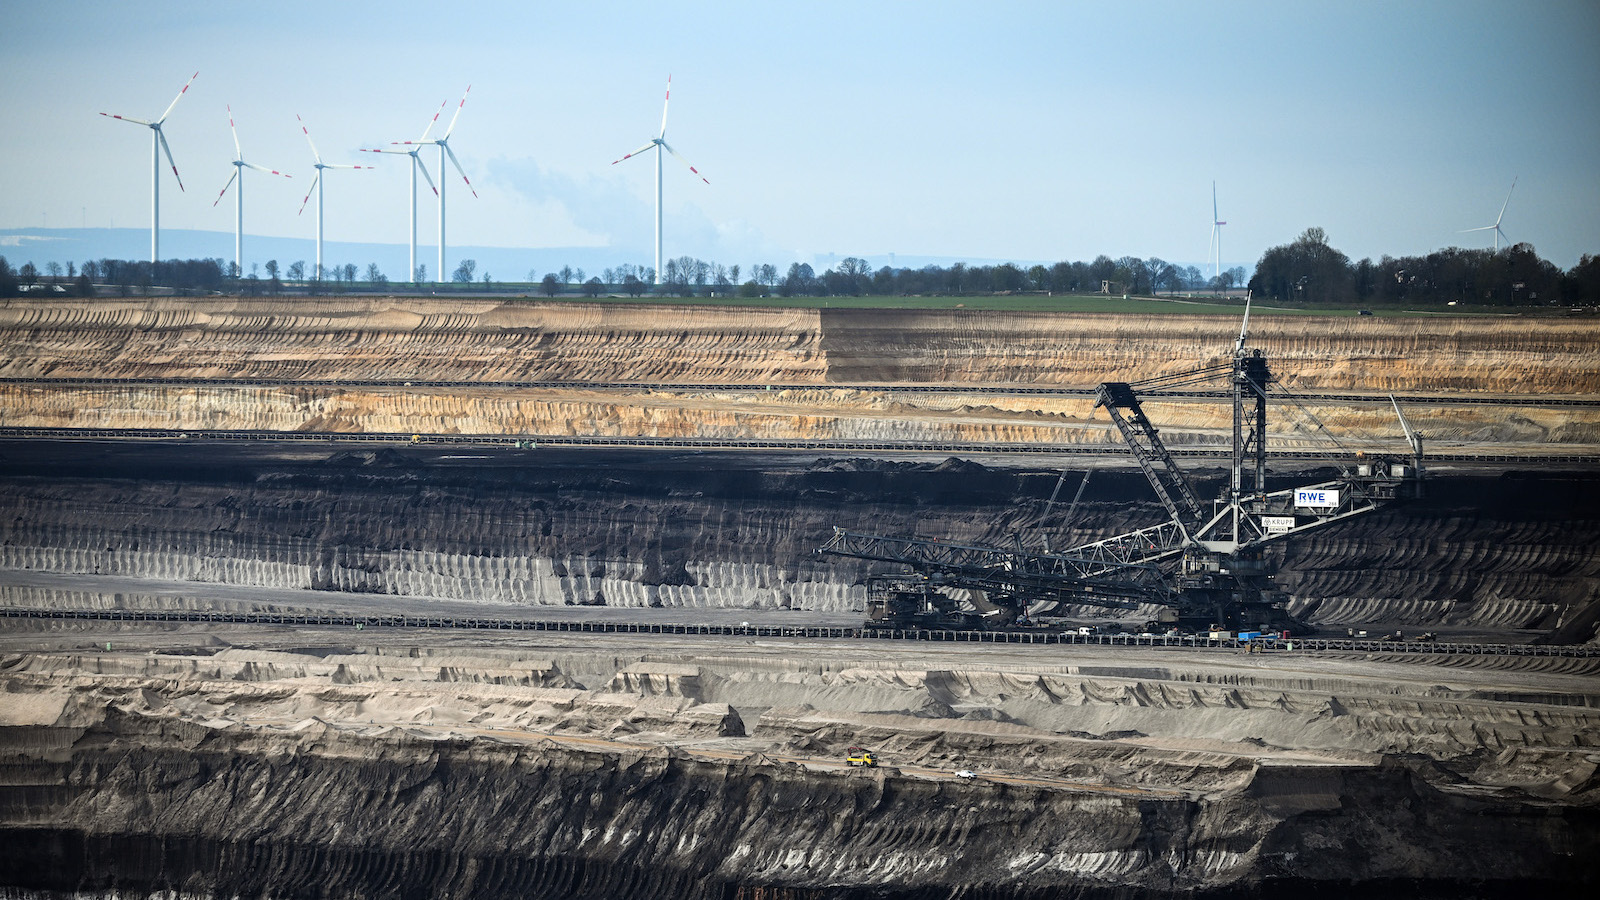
left=3, top=298, right=1599, bottom=452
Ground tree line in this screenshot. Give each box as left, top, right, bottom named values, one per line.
left=0, top=252, right=1247, bottom=300
left=1248, top=228, right=1600, bottom=307
left=5, top=237, right=1597, bottom=305
left=559, top=255, right=1245, bottom=299
left=0, top=257, right=428, bottom=297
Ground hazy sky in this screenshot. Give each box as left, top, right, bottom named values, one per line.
left=2, top=0, right=1597, bottom=272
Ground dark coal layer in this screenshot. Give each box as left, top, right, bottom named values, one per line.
left=0, top=440, right=1597, bottom=636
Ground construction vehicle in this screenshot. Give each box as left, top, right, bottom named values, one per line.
left=846, top=746, right=878, bottom=767
left=819, top=299, right=1425, bottom=635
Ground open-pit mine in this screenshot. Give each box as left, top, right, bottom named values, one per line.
left=1, top=296, right=1597, bottom=898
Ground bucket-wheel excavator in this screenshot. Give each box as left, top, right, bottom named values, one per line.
left=818, top=303, right=1425, bottom=634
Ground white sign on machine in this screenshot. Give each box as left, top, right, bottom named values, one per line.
left=1260, top=515, right=1297, bottom=535
left=1294, top=488, right=1340, bottom=509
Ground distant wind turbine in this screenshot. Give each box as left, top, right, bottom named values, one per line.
left=1209, top=181, right=1227, bottom=281
left=363, top=101, right=445, bottom=283
left=100, top=72, right=198, bottom=265
left=297, top=115, right=371, bottom=281
left=611, top=75, right=709, bottom=285
left=212, top=105, right=291, bottom=276
left=1460, top=177, right=1517, bottom=251
left=390, top=86, right=478, bottom=284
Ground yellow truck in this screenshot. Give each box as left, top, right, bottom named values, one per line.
left=846, top=746, right=878, bottom=767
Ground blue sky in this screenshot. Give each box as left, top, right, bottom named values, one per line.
left=2, top=0, right=1596, bottom=274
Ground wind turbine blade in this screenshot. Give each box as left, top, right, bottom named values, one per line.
left=659, top=74, right=671, bottom=138
left=612, top=141, right=657, bottom=165
left=1458, top=225, right=1496, bottom=233
left=444, top=144, right=477, bottom=198
left=297, top=114, right=323, bottom=163
left=1495, top=176, right=1517, bottom=225
left=242, top=161, right=291, bottom=178
left=227, top=105, right=242, bottom=159
left=158, top=130, right=185, bottom=191
left=360, top=147, right=412, bottom=156
left=444, top=85, right=471, bottom=139
left=415, top=155, right=439, bottom=195
left=100, top=112, right=154, bottom=126
left=418, top=99, right=448, bottom=142
left=1212, top=181, right=1218, bottom=222
left=323, top=163, right=371, bottom=170
left=660, top=141, right=709, bottom=184
left=212, top=169, right=238, bottom=207
left=156, top=71, right=199, bottom=125
left=298, top=172, right=320, bottom=215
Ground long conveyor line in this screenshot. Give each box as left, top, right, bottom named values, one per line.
left=4, top=606, right=1595, bottom=658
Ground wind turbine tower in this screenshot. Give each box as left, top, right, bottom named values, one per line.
left=364, top=102, right=445, bottom=283
left=213, top=105, right=290, bottom=276
left=1461, top=177, right=1517, bottom=251
left=298, top=115, right=371, bottom=281
left=100, top=72, right=198, bottom=265
left=612, top=76, right=710, bottom=285
left=1209, top=181, right=1227, bottom=282
left=390, top=87, right=477, bottom=284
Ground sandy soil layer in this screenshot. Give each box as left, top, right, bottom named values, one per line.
left=4, top=298, right=1598, bottom=392
left=4, top=298, right=1599, bottom=454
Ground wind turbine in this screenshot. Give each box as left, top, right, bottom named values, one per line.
left=363, top=102, right=444, bottom=283
left=297, top=115, right=371, bottom=281
left=100, top=71, right=197, bottom=265
left=611, top=75, right=709, bottom=285
left=212, top=105, right=291, bottom=277
left=1209, top=181, right=1227, bottom=282
left=1461, top=177, right=1517, bottom=251
left=390, top=86, right=478, bottom=285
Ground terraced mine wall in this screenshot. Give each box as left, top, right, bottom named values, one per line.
left=3, top=714, right=1595, bottom=899
left=3, top=642, right=1597, bottom=898
left=4, top=298, right=1598, bottom=391
left=4, top=297, right=1599, bottom=898
left=2, top=443, right=1597, bottom=637
left=3, top=298, right=1599, bottom=450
